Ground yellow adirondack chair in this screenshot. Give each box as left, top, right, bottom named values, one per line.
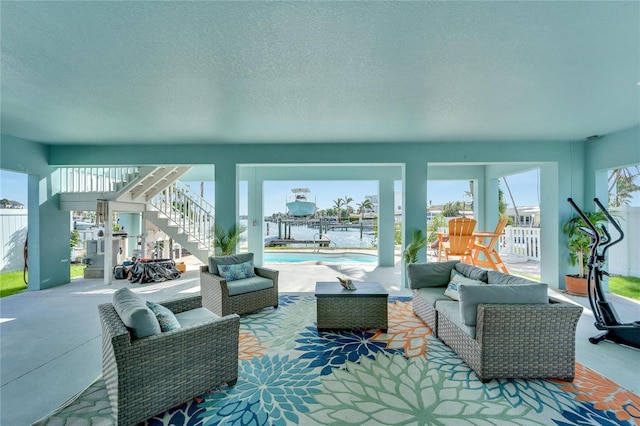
left=472, top=218, right=509, bottom=273
left=442, top=217, right=477, bottom=264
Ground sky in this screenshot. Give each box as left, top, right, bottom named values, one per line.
left=2, top=168, right=638, bottom=215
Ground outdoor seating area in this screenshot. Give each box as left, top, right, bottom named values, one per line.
left=200, top=253, right=279, bottom=316
left=1, top=1, right=639, bottom=424
left=436, top=218, right=510, bottom=274
left=99, top=288, right=240, bottom=424
left=2, top=260, right=639, bottom=425
left=408, top=260, right=583, bottom=382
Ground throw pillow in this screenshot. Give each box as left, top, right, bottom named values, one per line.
left=406, top=260, right=459, bottom=289
left=455, top=262, right=488, bottom=283
left=444, top=269, right=484, bottom=301
left=208, top=253, right=254, bottom=275
left=146, top=301, right=181, bottom=332
left=217, top=260, right=256, bottom=281
left=486, top=270, right=536, bottom=285
left=112, top=288, right=161, bottom=338
left=458, top=283, right=549, bottom=326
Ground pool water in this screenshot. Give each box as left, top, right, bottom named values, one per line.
left=264, top=252, right=377, bottom=263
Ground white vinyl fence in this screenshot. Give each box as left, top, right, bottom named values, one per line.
left=608, top=206, right=640, bottom=277
left=500, top=226, right=541, bottom=262
left=0, top=209, right=28, bottom=272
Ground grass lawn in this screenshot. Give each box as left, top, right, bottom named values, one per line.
left=609, top=275, right=640, bottom=301
left=0, top=264, right=85, bottom=298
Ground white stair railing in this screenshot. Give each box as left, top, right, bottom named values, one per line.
left=59, top=167, right=138, bottom=193
left=149, top=183, right=214, bottom=252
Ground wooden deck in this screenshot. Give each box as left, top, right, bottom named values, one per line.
left=264, top=236, right=331, bottom=247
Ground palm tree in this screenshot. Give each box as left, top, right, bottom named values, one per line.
left=332, top=198, right=344, bottom=221
left=609, top=166, right=640, bottom=207
left=213, top=224, right=246, bottom=256
left=342, top=196, right=353, bottom=220
left=356, top=199, right=373, bottom=221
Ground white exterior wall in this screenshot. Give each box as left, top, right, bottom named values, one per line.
left=0, top=209, right=28, bottom=272
left=609, top=206, right=640, bottom=277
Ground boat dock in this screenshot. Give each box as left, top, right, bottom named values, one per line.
left=324, top=222, right=374, bottom=231
left=264, top=235, right=331, bottom=247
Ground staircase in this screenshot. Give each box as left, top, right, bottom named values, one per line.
left=59, top=166, right=214, bottom=263
left=146, top=181, right=214, bottom=263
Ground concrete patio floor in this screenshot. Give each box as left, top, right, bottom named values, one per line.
left=1, top=256, right=638, bottom=425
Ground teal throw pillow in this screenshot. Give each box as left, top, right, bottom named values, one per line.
left=217, top=260, right=256, bottom=281
left=444, top=269, right=484, bottom=301
left=146, top=301, right=181, bottom=332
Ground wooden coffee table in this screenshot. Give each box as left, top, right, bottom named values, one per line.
left=315, top=282, right=388, bottom=332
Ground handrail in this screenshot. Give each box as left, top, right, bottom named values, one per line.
left=149, top=183, right=214, bottom=252
left=174, top=181, right=214, bottom=214
left=59, top=167, right=139, bottom=193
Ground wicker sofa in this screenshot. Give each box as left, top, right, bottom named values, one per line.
left=200, top=253, right=279, bottom=316
left=407, top=261, right=583, bottom=382
left=98, top=290, right=240, bottom=425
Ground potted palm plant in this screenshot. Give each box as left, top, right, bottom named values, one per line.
left=213, top=224, right=246, bottom=256
left=562, top=210, right=607, bottom=295
left=403, top=228, right=427, bottom=264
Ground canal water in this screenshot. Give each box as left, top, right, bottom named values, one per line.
left=240, top=220, right=377, bottom=248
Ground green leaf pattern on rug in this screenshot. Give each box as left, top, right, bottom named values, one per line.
left=301, top=352, right=559, bottom=425
left=243, top=296, right=316, bottom=351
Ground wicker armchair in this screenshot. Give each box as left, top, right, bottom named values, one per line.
left=200, top=257, right=279, bottom=316
left=98, top=295, right=240, bottom=425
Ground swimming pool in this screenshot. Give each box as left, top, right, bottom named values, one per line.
left=264, top=252, right=377, bottom=264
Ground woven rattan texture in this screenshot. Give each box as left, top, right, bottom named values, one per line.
left=200, top=265, right=279, bottom=316
left=98, top=295, right=240, bottom=425
left=316, top=296, right=388, bottom=331
left=438, top=298, right=582, bottom=382
left=411, top=289, right=437, bottom=334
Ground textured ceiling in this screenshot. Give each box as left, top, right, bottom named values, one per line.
left=1, top=1, right=639, bottom=145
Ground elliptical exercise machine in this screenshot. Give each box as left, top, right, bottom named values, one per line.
left=567, top=197, right=640, bottom=350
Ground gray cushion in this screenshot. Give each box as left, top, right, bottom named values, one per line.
left=146, top=301, right=181, bottom=332
left=459, top=283, right=549, bottom=326
left=414, top=287, right=452, bottom=308
left=486, top=271, right=536, bottom=285
left=226, top=276, right=274, bottom=296
left=208, top=253, right=254, bottom=274
left=455, top=262, right=489, bottom=282
left=174, top=307, right=220, bottom=328
left=112, top=288, right=161, bottom=338
left=444, top=269, right=484, bottom=301
left=407, top=261, right=458, bottom=289
left=436, top=299, right=476, bottom=339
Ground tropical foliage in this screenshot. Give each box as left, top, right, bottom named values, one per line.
left=426, top=213, right=446, bottom=243
left=213, top=224, right=246, bottom=256
left=403, top=228, right=427, bottom=264
left=562, top=211, right=608, bottom=278
left=608, top=166, right=640, bottom=207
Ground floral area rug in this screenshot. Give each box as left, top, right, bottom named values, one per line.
left=37, top=295, right=639, bottom=425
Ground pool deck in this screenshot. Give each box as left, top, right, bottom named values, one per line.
left=1, top=252, right=638, bottom=425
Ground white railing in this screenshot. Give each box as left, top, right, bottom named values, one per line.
left=149, top=183, right=214, bottom=252
left=500, top=226, right=540, bottom=261
left=59, top=167, right=138, bottom=193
